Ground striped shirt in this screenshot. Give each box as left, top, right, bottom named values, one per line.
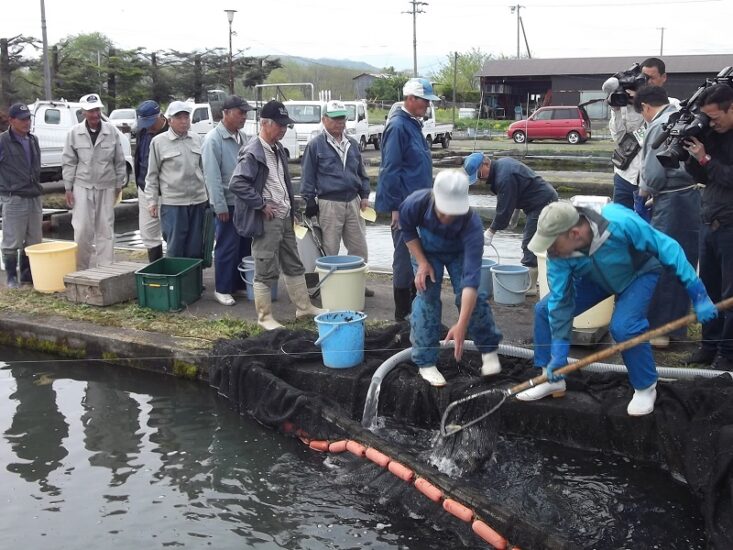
left=258, top=136, right=290, bottom=219
left=324, top=130, right=350, bottom=167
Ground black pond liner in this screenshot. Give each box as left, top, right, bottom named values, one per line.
left=209, top=325, right=733, bottom=549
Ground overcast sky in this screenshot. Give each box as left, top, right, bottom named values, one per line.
left=4, top=0, right=732, bottom=74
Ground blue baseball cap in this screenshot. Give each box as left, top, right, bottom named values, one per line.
left=463, top=152, right=486, bottom=184
left=136, top=100, right=161, bottom=130
left=8, top=103, right=31, bottom=120
left=403, top=78, right=440, bottom=101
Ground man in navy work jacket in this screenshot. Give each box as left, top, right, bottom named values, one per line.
left=463, top=152, right=557, bottom=296
left=399, top=169, right=503, bottom=387
left=376, top=77, right=438, bottom=321
left=520, top=201, right=717, bottom=416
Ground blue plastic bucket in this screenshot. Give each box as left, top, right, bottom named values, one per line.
left=490, top=264, right=530, bottom=305
left=478, top=257, right=497, bottom=298
left=314, top=310, right=367, bottom=369
left=238, top=256, right=278, bottom=301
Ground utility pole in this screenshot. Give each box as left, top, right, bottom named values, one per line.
left=510, top=5, right=525, bottom=58
left=40, top=0, right=52, bottom=100
left=225, top=10, right=237, bottom=94
left=657, top=26, right=665, bottom=56
left=452, top=51, right=458, bottom=125
left=403, top=1, right=427, bottom=77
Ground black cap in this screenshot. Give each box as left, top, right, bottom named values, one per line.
left=8, top=103, right=31, bottom=120
left=260, top=100, right=294, bottom=125
left=222, top=95, right=253, bottom=112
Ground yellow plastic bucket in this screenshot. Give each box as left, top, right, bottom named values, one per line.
left=24, top=242, right=78, bottom=293
left=536, top=252, right=613, bottom=330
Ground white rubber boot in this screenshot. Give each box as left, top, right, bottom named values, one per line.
left=419, top=366, right=447, bottom=387
left=516, top=368, right=566, bottom=401
left=626, top=383, right=657, bottom=416
left=254, top=282, right=283, bottom=331
left=480, top=351, right=501, bottom=376
left=525, top=267, right=539, bottom=297
left=284, top=275, right=326, bottom=319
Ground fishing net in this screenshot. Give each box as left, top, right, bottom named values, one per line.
left=208, top=325, right=733, bottom=549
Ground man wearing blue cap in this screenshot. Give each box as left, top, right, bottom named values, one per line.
left=134, top=100, right=167, bottom=262
left=463, top=152, right=557, bottom=295
left=376, top=77, right=440, bottom=321
left=0, top=103, right=42, bottom=288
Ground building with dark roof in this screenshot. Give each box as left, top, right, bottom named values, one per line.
left=476, top=54, right=731, bottom=119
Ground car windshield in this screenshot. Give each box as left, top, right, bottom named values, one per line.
left=287, top=104, right=322, bottom=124
left=345, top=104, right=357, bottom=121
left=110, top=109, right=135, bottom=120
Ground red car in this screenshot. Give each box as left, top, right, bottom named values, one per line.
left=507, top=105, right=591, bottom=144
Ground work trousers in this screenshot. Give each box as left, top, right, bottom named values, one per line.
left=160, top=201, right=207, bottom=259
left=251, top=216, right=304, bottom=288
left=214, top=205, right=251, bottom=294
left=698, top=223, right=733, bottom=359
left=391, top=225, right=414, bottom=289
left=317, top=197, right=368, bottom=260
left=137, top=188, right=162, bottom=249
left=410, top=252, right=502, bottom=367
left=0, top=194, right=42, bottom=255
left=613, top=174, right=651, bottom=221
left=520, top=208, right=542, bottom=268
left=534, top=272, right=660, bottom=390
left=647, top=189, right=700, bottom=339
left=71, top=186, right=116, bottom=270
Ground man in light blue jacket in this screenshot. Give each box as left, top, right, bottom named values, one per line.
left=202, top=96, right=253, bottom=306
left=519, top=201, right=717, bottom=416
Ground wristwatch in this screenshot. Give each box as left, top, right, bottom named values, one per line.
left=699, top=154, right=712, bottom=167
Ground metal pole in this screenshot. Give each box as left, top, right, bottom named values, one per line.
left=40, top=0, right=52, bottom=100
left=452, top=51, right=457, bottom=125
left=412, top=5, right=418, bottom=76
left=516, top=7, right=520, bottom=58
left=658, top=27, right=665, bottom=56
left=228, top=20, right=234, bottom=94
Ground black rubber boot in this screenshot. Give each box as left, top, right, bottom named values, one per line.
left=147, top=244, right=164, bottom=263
left=19, top=254, right=33, bottom=285
left=3, top=254, right=19, bottom=289
left=393, top=287, right=413, bottom=322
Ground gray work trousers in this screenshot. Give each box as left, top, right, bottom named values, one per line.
left=317, top=197, right=368, bottom=260
left=71, top=186, right=117, bottom=270
left=0, top=194, right=42, bottom=255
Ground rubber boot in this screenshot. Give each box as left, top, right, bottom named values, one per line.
left=147, top=244, right=163, bottom=263
left=19, top=254, right=33, bottom=285
left=3, top=254, right=19, bottom=289
left=525, top=267, right=539, bottom=297
left=626, top=382, right=657, bottom=416
left=480, top=351, right=501, bottom=376
left=254, top=281, right=283, bottom=330
left=284, top=274, right=325, bottom=319
left=516, top=368, right=566, bottom=401
left=419, top=365, right=447, bottom=387
left=393, top=287, right=413, bottom=322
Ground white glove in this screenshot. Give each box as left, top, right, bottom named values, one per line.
left=484, top=228, right=494, bottom=247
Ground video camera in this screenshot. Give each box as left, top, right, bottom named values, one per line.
left=602, top=64, right=649, bottom=107
left=654, top=66, right=733, bottom=168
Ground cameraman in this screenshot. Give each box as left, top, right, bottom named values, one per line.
left=684, top=84, right=733, bottom=370
left=634, top=85, right=700, bottom=347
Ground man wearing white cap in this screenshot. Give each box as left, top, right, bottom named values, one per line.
left=300, top=100, right=372, bottom=295
left=62, top=93, right=126, bottom=269
left=145, top=101, right=208, bottom=259
left=376, top=77, right=440, bottom=321
left=399, top=169, right=503, bottom=387
left=520, top=200, right=717, bottom=416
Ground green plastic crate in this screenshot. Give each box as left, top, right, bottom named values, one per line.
left=135, top=257, right=203, bottom=312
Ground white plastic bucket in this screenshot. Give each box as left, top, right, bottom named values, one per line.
left=315, top=262, right=367, bottom=311
left=490, top=264, right=530, bottom=305
left=478, top=257, right=497, bottom=298
left=238, top=256, right=278, bottom=301
left=536, top=252, right=613, bottom=329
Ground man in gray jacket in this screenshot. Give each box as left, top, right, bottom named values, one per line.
left=145, top=101, right=208, bottom=259
left=634, top=85, right=700, bottom=347
left=62, top=93, right=126, bottom=270
left=229, top=101, right=323, bottom=330
left=202, top=95, right=253, bottom=305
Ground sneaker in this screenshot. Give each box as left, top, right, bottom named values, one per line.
left=214, top=291, right=235, bottom=306
left=480, top=351, right=501, bottom=376
left=627, top=383, right=657, bottom=416
left=649, top=336, right=669, bottom=348
left=418, top=366, right=447, bottom=387
left=711, top=355, right=733, bottom=371
left=685, top=346, right=717, bottom=365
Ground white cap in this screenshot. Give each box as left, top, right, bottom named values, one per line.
left=433, top=169, right=470, bottom=216
left=165, top=101, right=193, bottom=117
left=79, top=93, right=104, bottom=111
left=403, top=78, right=440, bottom=101
left=324, top=100, right=348, bottom=118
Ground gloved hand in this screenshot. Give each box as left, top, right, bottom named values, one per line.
left=305, top=199, right=319, bottom=218
left=484, top=228, right=494, bottom=247
left=546, top=339, right=570, bottom=382
left=687, top=279, right=718, bottom=323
